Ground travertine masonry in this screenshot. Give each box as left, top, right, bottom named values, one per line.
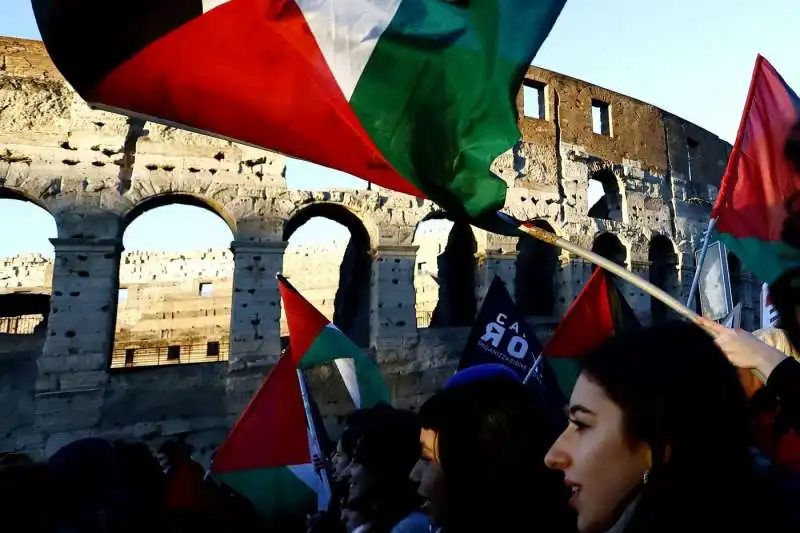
left=0, top=36, right=762, bottom=463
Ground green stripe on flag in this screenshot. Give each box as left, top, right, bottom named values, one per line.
left=716, top=233, right=800, bottom=286
left=302, top=325, right=389, bottom=408
left=548, top=357, right=582, bottom=399
left=350, top=0, right=566, bottom=219
left=215, top=466, right=317, bottom=521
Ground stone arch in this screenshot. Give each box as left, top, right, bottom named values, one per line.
left=515, top=220, right=558, bottom=316
left=0, top=187, right=57, bottom=302
left=419, top=214, right=477, bottom=329
left=588, top=168, right=624, bottom=221
left=649, top=235, right=679, bottom=324
left=112, top=194, right=236, bottom=368
left=122, top=193, right=236, bottom=236
left=592, top=232, right=627, bottom=270
left=283, top=202, right=371, bottom=347
left=0, top=186, right=55, bottom=216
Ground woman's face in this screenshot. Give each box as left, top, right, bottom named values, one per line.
left=347, top=461, right=376, bottom=502
left=410, top=428, right=448, bottom=527
left=545, top=373, right=650, bottom=533
left=332, top=440, right=351, bottom=480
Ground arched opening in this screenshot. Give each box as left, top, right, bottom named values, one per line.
left=112, top=198, right=235, bottom=368
left=283, top=203, right=371, bottom=347
left=515, top=220, right=558, bottom=316
left=591, top=233, right=627, bottom=270
left=649, top=236, right=678, bottom=325
left=728, top=252, right=742, bottom=306
left=588, top=169, right=623, bottom=221
left=0, top=193, right=56, bottom=338
left=413, top=215, right=477, bottom=328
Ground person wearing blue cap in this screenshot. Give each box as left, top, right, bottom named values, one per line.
left=442, top=363, right=522, bottom=390
left=409, top=369, right=574, bottom=533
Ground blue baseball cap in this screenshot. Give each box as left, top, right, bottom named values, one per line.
left=444, top=363, right=522, bottom=390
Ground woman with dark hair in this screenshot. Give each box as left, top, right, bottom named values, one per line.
left=544, top=322, right=797, bottom=533
left=308, top=406, right=388, bottom=533
left=346, top=405, right=429, bottom=533
left=411, top=366, right=574, bottom=533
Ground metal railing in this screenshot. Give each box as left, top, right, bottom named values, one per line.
left=110, top=340, right=229, bottom=369
left=0, top=315, right=44, bottom=335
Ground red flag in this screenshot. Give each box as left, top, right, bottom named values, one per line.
left=545, top=269, right=639, bottom=357
left=543, top=269, right=640, bottom=396
left=712, top=55, right=800, bottom=285
left=213, top=355, right=309, bottom=473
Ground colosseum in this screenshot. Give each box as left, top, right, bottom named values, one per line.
left=0, top=36, right=760, bottom=461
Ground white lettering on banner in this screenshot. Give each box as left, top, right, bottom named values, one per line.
left=477, top=340, right=528, bottom=371
left=481, top=322, right=505, bottom=347
left=480, top=314, right=531, bottom=363
left=507, top=336, right=528, bottom=359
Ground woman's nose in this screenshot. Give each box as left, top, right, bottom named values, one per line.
left=544, top=435, right=571, bottom=471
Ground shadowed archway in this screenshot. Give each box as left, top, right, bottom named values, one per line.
left=284, top=203, right=371, bottom=347
left=515, top=220, right=558, bottom=316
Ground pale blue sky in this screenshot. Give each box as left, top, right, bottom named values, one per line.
left=1, top=0, right=798, bottom=257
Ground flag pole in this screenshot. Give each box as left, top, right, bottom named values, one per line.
left=296, top=368, right=332, bottom=512
left=517, top=224, right=700, bottom=322
left=522, top=355, right=543, bottom=385
left=685, top=218, right=718, bottom=309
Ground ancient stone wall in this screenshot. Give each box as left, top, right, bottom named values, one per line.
left=0, top=36, right=762, bottom=462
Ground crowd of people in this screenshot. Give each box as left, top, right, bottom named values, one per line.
left=299, top=320, right=800, bottom=533
left=4, top=317, right=800, bottom=533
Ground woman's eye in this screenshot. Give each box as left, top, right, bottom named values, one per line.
left=568, top=418, right=589, bottom=431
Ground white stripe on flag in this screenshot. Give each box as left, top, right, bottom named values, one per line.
left=296, top=0, right=402, bottom=100
left=202, top=0, right=231, bottom=13
left=334, top=357, right=361, bottom=408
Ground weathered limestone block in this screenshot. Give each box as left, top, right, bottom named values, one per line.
left=228, top=241, right=285, bottom=370
left=476, top=252, right=516, bottom=309
left=33, top=238, right=120, bottom=432
left=370, top=246, right=418, bottom=346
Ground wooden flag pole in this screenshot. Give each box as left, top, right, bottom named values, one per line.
left=518, top=224, right=701, bottom=323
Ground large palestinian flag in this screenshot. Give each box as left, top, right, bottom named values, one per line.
left=278, top=275, right=389, bottom=409
left=543, top=268, right=640, bottom=396
left=32, top=0, right=567, bottom=219
left=712, top=55, right=800, bottom=286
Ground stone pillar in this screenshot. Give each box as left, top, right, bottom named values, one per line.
left=34, top=238, right=121, bottom=435
left=370, top=245, right=418, bottom=347
left=626, top=261, right=651, bottom=325
left=475, top=251, right=516, bottom=309
left=678, top=265, right=698, bottom=312
left=228, top=241, right=286, bottom=371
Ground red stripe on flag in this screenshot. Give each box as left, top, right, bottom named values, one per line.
left=544, top=268, right=614, bottom=358
left=213, top=355, right=309, bottom=472
left=89, top=0, right=424, bottom=198
left=278, top=276, right=329, bottom=365
left=713, top=55, right=800, bottom=241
